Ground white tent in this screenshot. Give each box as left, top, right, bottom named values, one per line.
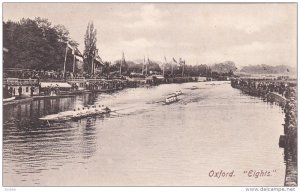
left=40, top=82, right=72, bottom=88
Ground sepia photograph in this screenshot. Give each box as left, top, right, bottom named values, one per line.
left=1, top=2, right=298, bottom=189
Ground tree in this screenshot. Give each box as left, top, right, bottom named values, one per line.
left=3, top=17, right=79, bottom=71
left=210, top=61, right=237, bottom=74
left=83, top=21, right=97, bottom=74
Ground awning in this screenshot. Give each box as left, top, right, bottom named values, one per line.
left=146, top=75, right=165, bottom=80
left=155, top=75, right=165, bottom=79
left=40, top=82, right=72, bottom=88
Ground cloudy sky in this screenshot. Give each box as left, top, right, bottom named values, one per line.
left=3, top=3, right=297, bottom=67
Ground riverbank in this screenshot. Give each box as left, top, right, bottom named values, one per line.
left=283, top=88, right=297, bottom=186
left=231, top=79, right=297, bottom=186
left=3, top=77, right=200, bottom=106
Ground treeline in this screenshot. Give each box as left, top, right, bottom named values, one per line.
left=3, top=17, right=79, bottom=71
left=210, top=61, right=237, bottom=74
left=108, top=60, right=237, bottom=77
left=240, top=64, right=295, bottom=74
left=3, top=17, right=238, bottom=78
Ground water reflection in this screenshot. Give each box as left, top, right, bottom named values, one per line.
left=3, top=94, right=100, bottom=185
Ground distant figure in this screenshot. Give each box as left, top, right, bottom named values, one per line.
left=9, top=87, right=13, bottom=97
left=30, top=86, right=35, bottom=96
left=105, top=106, right=111, bottom=113
left=18, top=86, right=22, bottom=97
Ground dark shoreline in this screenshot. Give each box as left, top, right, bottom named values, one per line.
left=3, top=77, right=201, bottom=106
left=231, top=79, right=297, bottom=187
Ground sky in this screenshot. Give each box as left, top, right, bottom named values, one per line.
left=3, top=3, right=297, bottom=67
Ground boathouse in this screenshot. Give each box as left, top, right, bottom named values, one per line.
left=3, top=78, right=39, bottom=98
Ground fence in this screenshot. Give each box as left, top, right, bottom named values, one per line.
left=3, top=78, right=39, bottom=86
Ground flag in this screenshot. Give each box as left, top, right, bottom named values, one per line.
left=122, top=52, right=125, bottom=62
left=172, top=58, right=177, bottom=63
left=164, top=56, right=167, bottom=63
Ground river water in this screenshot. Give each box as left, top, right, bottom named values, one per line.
left=3, top=82, right=285, bottom=186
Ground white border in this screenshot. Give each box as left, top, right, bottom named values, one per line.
left=0, top=1, right=298, bottom=192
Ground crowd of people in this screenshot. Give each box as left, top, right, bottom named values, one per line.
left=4, top=70, right=65, bottom=80
left=231, top=78, right=296, bottom=98
left=86, top=80, right=133, bottom=91
left=3, top=69, right=109, bottom=81
left=3, top=68, right=140, bottom=99
left=283, top=86, right=297, bottom=186
left=284, top=86, right=297, bottom=161
left=3, top=85, right=36, bottom=98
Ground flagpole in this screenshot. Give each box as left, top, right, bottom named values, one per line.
left=63, top=43, right=68, bottom=80
left=73, top=55, right=75, bottom=73
left=120, top=52, right=123, bottom=76
left=92, top=50, right=95, bottom=75
left=142, top=56, right=145, bottom=74
left=91, top=58, right=94, bottom=75
left=163, top=57, right=166, bottom=77
left=120, top=60, right=123, bottom=76
left=182, top=60, right=185, bottom=77
left=146, top=58, right=149, bottom=76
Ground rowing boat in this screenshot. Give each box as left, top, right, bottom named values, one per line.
left=39, top=105, right=111, bottom=122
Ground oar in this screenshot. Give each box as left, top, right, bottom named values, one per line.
left=110, top=106, right=135, bottom=112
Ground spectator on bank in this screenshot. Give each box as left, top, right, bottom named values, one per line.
left=8, top=87, right=13, bottom=98
left=30, top=86, right=35, bottom=96
left=231, top=78, right=295, bottom=99
left=18, top=86, right=22, bottom=97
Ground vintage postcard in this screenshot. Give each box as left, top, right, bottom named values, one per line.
left=2, top=2, right=297, bottom=190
